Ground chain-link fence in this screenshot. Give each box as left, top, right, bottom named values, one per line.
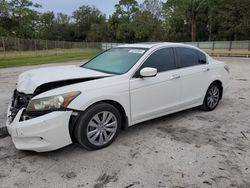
left=102, top=41, right=250, bottom=57
left=185, top=41, right=250, bottom=51
left=0, top=37, right=102, bottom=59
left=102, top=41, right=250, bottom=51
left=1, top=37, right=250, bottom=59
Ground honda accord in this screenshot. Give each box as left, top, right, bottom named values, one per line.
left=6, top=43, right=230, bottom=152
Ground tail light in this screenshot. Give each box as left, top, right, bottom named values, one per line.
left=224, top=65, right=230, bottom=73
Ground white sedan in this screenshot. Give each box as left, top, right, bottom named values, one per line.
left=6, top=43, right=229, bottom=152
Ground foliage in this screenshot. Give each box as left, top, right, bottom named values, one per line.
left=0, top=0, right=249, bottom=42
left=73, top=5, right=106, bottom=41
left=114, top=0, right=139, bottom=23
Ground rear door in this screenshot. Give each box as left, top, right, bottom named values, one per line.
left=175, top=47, right=211, bottom=107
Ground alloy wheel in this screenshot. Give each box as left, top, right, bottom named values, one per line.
left=207, top=86, right=220, bottom=109
left=87, top=111, right=118, bottom=146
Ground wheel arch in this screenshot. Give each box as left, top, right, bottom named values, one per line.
left=98, top=100, right=129, bottom=130
left=69, top=99, right=129, bottom=140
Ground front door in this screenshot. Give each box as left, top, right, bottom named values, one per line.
left=129, top=48, right=181, bottom=123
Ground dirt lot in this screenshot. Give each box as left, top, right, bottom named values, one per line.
left=0, top=58, right=250, bottom=188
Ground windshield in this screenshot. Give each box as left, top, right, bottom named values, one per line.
left=82, top=48, right=146, bottom=74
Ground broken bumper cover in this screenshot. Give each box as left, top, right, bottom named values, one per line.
left=6, top=107, right=73, bottom=152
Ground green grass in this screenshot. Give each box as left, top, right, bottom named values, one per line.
left=0, top=49, right=101, bottom=68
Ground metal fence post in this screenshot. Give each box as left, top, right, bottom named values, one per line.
left=228, top=41, right=232, bottom=57
left=34, top=39, right=37, bottom=56
left=229, top=41, right=232, bottom=51
left=212, top=41, right=215, bottom=51
left=15, top=37, right=17, bottom=51
left=248, top=41, right=250, bottom=58
left=55, top=40, right=57, bottom=55
left=46, top=40, right=48, bottom=54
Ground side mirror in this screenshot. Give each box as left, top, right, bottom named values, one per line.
left=140, top=67, right=157, bottom=78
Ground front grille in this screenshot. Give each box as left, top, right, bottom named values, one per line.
left=20, top=110, right=53, bottom=121
left=9, top=89, right=32, bottom=123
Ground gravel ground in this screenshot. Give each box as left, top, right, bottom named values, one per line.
left=0, top=58, right=250, bottom=188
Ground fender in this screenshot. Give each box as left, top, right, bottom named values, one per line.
left=69, top=92, right=131, bottom=125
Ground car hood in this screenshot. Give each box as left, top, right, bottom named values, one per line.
left=17, top=65, right=112, bottom=94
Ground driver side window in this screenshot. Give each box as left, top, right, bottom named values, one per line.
left=140, top=48, right=176, bottom=73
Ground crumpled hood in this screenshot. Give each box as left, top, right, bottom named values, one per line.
left=17, top=65, right=111, bottom=94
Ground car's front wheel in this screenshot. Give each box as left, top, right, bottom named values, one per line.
left=74, top=103, right=121, bottom=150
left=201, top=82, right=221, bottom=111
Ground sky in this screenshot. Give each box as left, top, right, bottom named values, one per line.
left=33, top=0, right=144, bottom=16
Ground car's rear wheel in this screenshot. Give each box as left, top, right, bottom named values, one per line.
left=74, top=103, right=121, bottom=150
left=201, top=82, right=221, bottom=111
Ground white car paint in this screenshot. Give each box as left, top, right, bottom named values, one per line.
left=130, top=68, right=181, bottom=123
left=6, top=42, right=229, bottom=152
left=7, top=108, right=72, bottom=152
left=17, top=65, right=112, bottom=94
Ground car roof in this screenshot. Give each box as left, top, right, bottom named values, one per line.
left=117, top=42, right=195, bottom=49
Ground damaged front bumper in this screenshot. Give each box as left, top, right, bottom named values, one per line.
left=6, top=106, right=73, bottom=152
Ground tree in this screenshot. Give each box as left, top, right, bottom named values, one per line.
left=0, top=0, right=8, bottom=15
left=114, top=0, right=139, bottom=23
left=38, top=11, right=55, bottom=39
left=0, top=0, right=12, bottom=36
left=132, top=10, right=161, bottom=41
left=53, top=13, right=75, bottom=41
left=163, top=0, right=208, bottom=42
left=87, top=23, right=108, bottom=42
left=8, top=0, right=41, bottom=38
left=141, top=0, right=163, bottom=19
left=107, top=14, right=121, bottom=42
left=38, top=12, right=75, bottom=41
left=212, top=0, right=250, bottom=40
left=111, top=0, right=140, bottom=42
left=116, top=22, right=134, bottom=42
left=1, top=0, right=250, bottom=42
left=73, top=5, right=106, bottom=41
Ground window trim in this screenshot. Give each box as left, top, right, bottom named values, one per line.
left=174, top=47, right=208, bottom=69
left=132, top=47, right=177, bottom=78
left=196, top=50, right=207, bottom=65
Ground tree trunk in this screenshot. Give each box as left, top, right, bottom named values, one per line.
left=191, top=13, right=197, bottom=42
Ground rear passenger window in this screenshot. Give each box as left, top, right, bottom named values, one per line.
left=140, top=48, right=175, bottom=72
left=197, top=51, right=207, bottom=64
left=176, top=47, right=199, bottom=68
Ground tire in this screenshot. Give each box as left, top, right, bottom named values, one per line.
left=200, top=82, right=221, bottom=111
left=74, top=102, right=121, bottom=150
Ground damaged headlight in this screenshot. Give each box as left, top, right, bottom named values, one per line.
left=26, top=91, right=81, bottom=111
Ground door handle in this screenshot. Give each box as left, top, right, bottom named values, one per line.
left=170, top=75, right=181, bottom=80
left=202, top=68, right=210, bottom=72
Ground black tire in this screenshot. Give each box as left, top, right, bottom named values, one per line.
left=74, top=102, right=121, bottom=150
left=200, top=82, right=221, bottom=111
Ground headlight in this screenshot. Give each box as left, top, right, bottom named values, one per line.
left=26, top=91, right=81, bottom=111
